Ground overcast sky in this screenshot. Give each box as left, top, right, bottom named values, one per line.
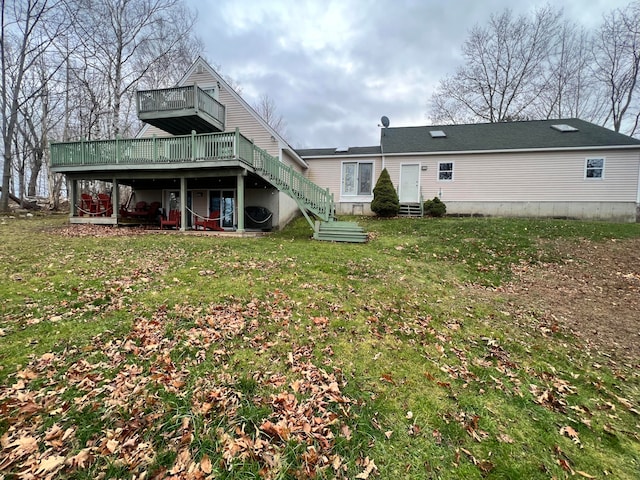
left=185, top=0, right=632, bottom=149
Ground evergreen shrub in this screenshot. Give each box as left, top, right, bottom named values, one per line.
left=424, top=196, right=447, bottom=217
left=371, top=168, right=399, bottom=217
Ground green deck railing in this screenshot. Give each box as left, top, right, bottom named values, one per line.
left=248, top=141, right=335, bottom=221
left=50, top=131, right=334, bottom=222
left=137, top=85, right=225, bottom=126
left=50, top=132, right=238, bottom=167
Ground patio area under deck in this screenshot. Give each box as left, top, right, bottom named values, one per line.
left=137, top=85, right=225, bottom=135
left=65, top=166, right=261, bottom=232
left=51, top=130, right=336, bottom=225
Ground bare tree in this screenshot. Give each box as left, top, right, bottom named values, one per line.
left=70, top=0, right=201, bottom=138
left=253, top=93, right=288, bottom=139
left=533, top=22, right=604, bottom=121
left=1, top=0, right=68, bottom=211
left=430, top=7, right=563, bottom=124
left=592, top=2, right=640, bottom=135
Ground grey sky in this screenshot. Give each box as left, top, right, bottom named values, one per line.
left=185, top=0, right=631, bottom=149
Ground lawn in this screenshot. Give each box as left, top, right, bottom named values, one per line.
left=0, top=213, right=639, bottom=479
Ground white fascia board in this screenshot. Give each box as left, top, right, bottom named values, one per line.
left=302, top=154, right=383, bottom=160
left=381, top=145, right=640, bottom=157
left=279, top=142, right=309, bottom=169
left=191, top=58, right=307, bottom=169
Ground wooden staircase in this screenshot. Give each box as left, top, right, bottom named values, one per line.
left=399, top=203, right=423, bottom=218
left=313, top=221, right=368, bottom=243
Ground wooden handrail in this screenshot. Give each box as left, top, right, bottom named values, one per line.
left=50, top=131, right=335, bottom=222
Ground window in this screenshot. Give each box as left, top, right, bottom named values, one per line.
left=585, top=158, right=604, bottom=179
left=438, top=162, right=454, bottom=181
left=342, top=162, right=373, bottom=196
left=551, top=124, right=579, bottom=133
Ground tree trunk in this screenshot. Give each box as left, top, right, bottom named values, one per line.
left=0, top=186, right=39, bottom=209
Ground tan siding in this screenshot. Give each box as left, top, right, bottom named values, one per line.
left=305, top=156, right=383, bottom=201
left=219, top=89, right=279, bottom=157
left=281, top=150, right=305, bottom=173
left=384, top=150, right=640, bottom=203
left=139, top=67, right=279, bottom=157
left=140, top=124, right=170, bottom=138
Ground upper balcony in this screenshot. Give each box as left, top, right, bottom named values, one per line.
left=137, top=85, right=225, bottom=135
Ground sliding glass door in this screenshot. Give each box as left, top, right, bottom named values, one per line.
left=209, top=190, right=235, bottom=229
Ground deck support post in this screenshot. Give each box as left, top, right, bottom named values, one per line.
left=69, top=178, right=77, bottom=218
left=180, top=177, right=187, bottom=232
left=111, top=178, right=119, bottom=220
left=191, top=130, right=196, bottom=161
left=237, top=171, right=245, bottom=232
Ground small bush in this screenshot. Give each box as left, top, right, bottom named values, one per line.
left=371, top=168, right=400, bottom=217
left=424, top=196, right=447, bottom=217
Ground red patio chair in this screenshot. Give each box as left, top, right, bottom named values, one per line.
left=126, top=201, right=149, bottom=217
left=160, top=209, right=181, bottom=230
left=194, top=210, right=223, bottom=231
left=79, top=193, right=97, bottom=216
left=97, top=193, right=113, bottom=216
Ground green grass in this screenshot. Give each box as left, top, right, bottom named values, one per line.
left=0, top=213, right=639, bottom=479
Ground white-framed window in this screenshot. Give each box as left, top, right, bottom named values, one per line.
left=585, top=157, right=604, bottom=179
left=342, top=161, right=373, bottom=196
left=438, top=161, right=454, bottom=181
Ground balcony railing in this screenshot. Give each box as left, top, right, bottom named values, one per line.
left=50, top=131, right=334, bottom=221
left=137, top=85, right=225, bottom=130
left=50, top=131, right=241, bottom=167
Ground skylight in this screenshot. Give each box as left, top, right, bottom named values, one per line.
left=335, top=146, right=349, bottom=153
left=429, top=130, right=447, bottom=138
left=551, top=124, right=579, bottom=132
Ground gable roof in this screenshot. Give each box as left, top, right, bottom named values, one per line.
left=139, top=57, right=308, bottom=169
left=381, top=119, right=640, bottom=154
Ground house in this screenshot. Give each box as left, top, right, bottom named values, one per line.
left=51, top=58, right=640, bottom=235
left=50, top=57, right=360, bottom=241
left=299, top=119, right=640, bottom=222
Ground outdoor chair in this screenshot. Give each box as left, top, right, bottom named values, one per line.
left=160, top=209, right=181, bottom=230
left=79, top=194, right=97, bottom=216
left=97, top=193, right=113, bottom=216
left=147, top=201, right=161, bottom=221
left=194, top=210, right=223, bottom=231
left=125, top=201, right=149, bottom=217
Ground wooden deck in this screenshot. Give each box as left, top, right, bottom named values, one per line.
left=137, top=85, right=224, bottom=134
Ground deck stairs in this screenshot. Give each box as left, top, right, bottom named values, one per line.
left=399, top=203, right=423, bottom=217
left=52, top=91, right=368, bottom=242
left=313, top=221, right=368, bottom=243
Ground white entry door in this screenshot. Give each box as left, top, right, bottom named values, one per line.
left=399, top=164, right=420, bottom=203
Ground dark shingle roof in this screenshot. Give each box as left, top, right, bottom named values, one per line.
left=381, top=119, right=640, bottom=154
left=297, top=146, right=381, bottom=157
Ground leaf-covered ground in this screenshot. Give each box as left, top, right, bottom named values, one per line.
left=0, top=215, right=639, bottom=479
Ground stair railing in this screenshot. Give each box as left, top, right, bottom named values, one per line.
left=247, top=141, right=334, bottom=223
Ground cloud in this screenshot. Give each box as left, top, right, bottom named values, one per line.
left=187, top=0, right=631, bottom=148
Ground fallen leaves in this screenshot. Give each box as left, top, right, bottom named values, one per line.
left=560, top=425, right=582, bottom=447
left=0, top=298, right=369, bottom=479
